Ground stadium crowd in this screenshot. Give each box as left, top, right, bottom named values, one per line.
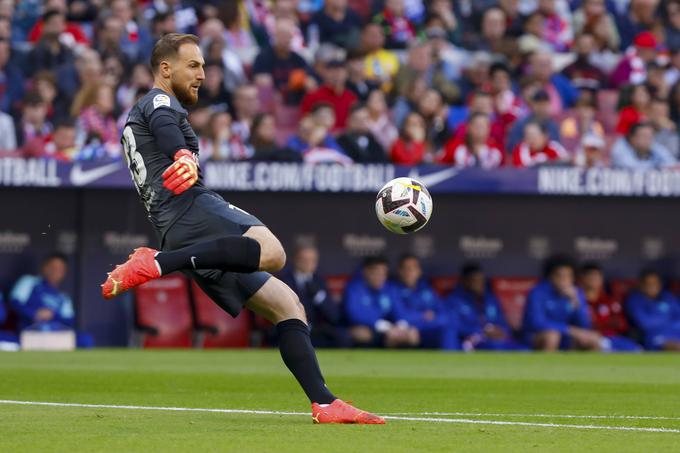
left=1, top=0, right=680, bottom=168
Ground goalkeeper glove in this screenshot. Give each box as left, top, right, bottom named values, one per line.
left=162, top=149, right=198, bottom=195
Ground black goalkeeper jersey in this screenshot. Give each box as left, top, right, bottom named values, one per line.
left=122, top=88, right=210, bottom=235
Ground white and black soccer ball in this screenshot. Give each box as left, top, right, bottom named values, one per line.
left=375, top=177, right=433, bottom=234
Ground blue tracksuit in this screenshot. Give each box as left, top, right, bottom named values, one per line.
left=0, top=293, right=18, bottom=344
left=10, top=275, right=93, bottom=347
left=344, top=278, right=397, bottom=330
left=522, top=280, right=591, bottom=349
left=392, top=280, right=459, bottom=350
left=446, top=285, right=525, bottom=350
left=625, top=290, right=680, bottom=350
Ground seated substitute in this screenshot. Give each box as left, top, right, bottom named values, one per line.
left=280, top=245, right=350, bottom=348
left=625, top=269, right=680, bottom=351
left=522, top=255, right=604, bottom=351
left=344, top=256, right=418, bottom=348
left=391, top=254, right=459, bottom=350
left=0, top=293, right=19, bottom=345
left=446, top=262, right=525, bottom=351
left=9, top=253, right=93, bottom=348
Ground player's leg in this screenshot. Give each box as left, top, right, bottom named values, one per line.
left=245, top=276, right=385, bottom=424
left=532, top=330, right=561, bottom=351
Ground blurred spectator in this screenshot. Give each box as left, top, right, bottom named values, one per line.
left=32, top=71, right=59, bottom=121
left=522, top=255, right=604, bottom=351
left=424, top=26, right=461, bottom=104
left=648, top=96, right=679, bottom=159
left=610, top=31, right=658, bottom=89
left=9, top=253, right=93, bottom=348
left=252, top=17, right=312, bottom=105
left=372, top=0, right=416, bottom=50
left=301, top=58, right=357, bottom=130
left=337, top=103, right=387, bottom=162
left=664, top=0, right=680, bottom=51
left=416, top=89, right=451, bottom=152
left=249, top=112, right=301, bottom=162
left=27, top=0, right=89, bottom=46
left=0, top=109, right=15, bottom=151
left=390, top=111, right=427, bottom=165
left=281, top=245, right=349, bottom=348
left=116, top=63, right=153, bottom=112
left=0, top=37, right=22, bottom=116
left=448, top=90, right=507, bottom=146
left=198, top=60, right=230, bottom=111
left=286, top=114, right=351, bottom=164
left=71, top=82, right=120, bottom=158
left=457, top=51, right=492, bottom=102
left=536, top=0, right=572, bottom=52
left=361, top=22, right=400, bottom=88
left=446, top=262, right=521, bottom=351
left=344, top=256, right=418, bottom=348
left=345, top=48, right=380, bottom=101
left=308, top=0, right=362, bottom=49
left=525, top=50, right=578, bottom=116
left=26, top=9, right=75, bottom=77
left=438, top=112, right=504, bottom=168
left=19, top=91, right=52, bottom=157
left=365, top=89, right=398, bottom=151
left=572, top=0, right=619, bottom=52
left=625, top=269, right=680, bottom=351
left=646, top=62, right=671, bottom=99
left=611, top=122, right=676, bottom=169
left=231, top=84, right=260, bottom=144
left=506, top=89, right=560, bottom=151
left=573, top=133, right=607, bottom=168
left=426, top=0, right=461, bottom=43
left=559, top=93, right=605, bottom=153
left=496, top=0, right=524, bottom=38
left=95, top=15, right=131, bottom=70
left=391, top=254, right=459, bottom=350
left=392, top=40, right=433, bottom=102
left=616, top=83, right=651, bottom=134
left=200, top=111, right=251, bottom=161
left=579, top=263, right=629, bottom=338
left=616, top=0, right=660, bottom=50
left=512, top=121, right=568, bottom=167
left=465, top=7, right=507, bottom=52
left=562, top=33, right=609, bottom=92
left=198, top=18, right=247, bottom=92
left=489, top=63, right=522, bottom=130
left=55, top=48, right=102, bottom=120
left=44, top=117, right=77, bottom=161
left=218, top=0, right=260, bottom=65
left=110, top=0, right=153, bottom=64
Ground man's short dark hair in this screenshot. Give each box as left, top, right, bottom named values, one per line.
left=460, top=262, right=483, bottom=279
left=627, top=121, right=653, bottom=138
left=363, top=255, right=388, bottom=268
left=639, top=267, right=661, bottom=280
left=543, top=254, right=575, bottom=278
left=150, top=33, right=200, bottom=73
left=42, top=252, right=67, bottom=266
left=23, top=91, right=45, bottom=107
left=489, top=62, right=511, bottom=78
left=53, top=117, right=76, bottom=130
left=42, top=9, right=63, bottom=23
left=398, top=253, right=419, bottom=266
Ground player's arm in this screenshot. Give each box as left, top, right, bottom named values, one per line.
left=148, top=108, right=198, bottom=195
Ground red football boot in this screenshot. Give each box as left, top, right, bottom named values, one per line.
left=101, top=247, right=161, bottom=299
left=311, top=399, right=385, bottom=424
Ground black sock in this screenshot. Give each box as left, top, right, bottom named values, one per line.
left=155, top=236, right=261, bottom=274
left=276, top=319, right=336, bottom=404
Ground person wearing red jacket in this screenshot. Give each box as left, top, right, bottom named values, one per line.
left=300, top=58, right=357, bottom=130
left=512, top=120, right=568, bottom=167
left=615, top=83, right=650, bottom=135
left=437, top=112, right=504, bottom=168
left=390, top=112, right=427, bottom=165
left=579, top=263, right=629, bottom=337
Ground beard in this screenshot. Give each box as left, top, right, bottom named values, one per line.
left=171, top=78, right=198, bottom=106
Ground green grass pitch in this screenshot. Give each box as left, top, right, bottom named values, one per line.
left=1, top=350, right=679, bottom=452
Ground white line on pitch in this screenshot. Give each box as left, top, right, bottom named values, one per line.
left=383, top=412, right=680, bottom=421
left=0, top=400, right=678, bottom=434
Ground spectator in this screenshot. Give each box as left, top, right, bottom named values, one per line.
left=198, top=60, right=231, bottom=112
left=218, top=1, right=260, bottom=65
left=281, top=245, right=349, bottom=348
left=489, top=63, right=522, bottom=131
left=344, top=256, right=419, bottom=348
left=573, top=133, right=607, bottom=168
left=361, top=22, right=400, bottom=88
left=537, top=0, right=572, bottom=51
left=44, top=117, right=78, bottom=161
left=426, top=0, right=462, bottom=43
left=457, top=51, right=492, bottom=102
left=446, top=262, right=521, bottom=351
left=611, top=122, right=676, bottom=169
left=199, top=111, right=251, bottom=161
left=579, top=263, right=630, bottom=338
left=337, top=103, right=387, bottom=162
left=55, top=48, right=102, bottom=120
left=522, top=255, right=604, bottom=351
left=391, top=254, right=459, bottom=350
left=616, top=0, right=660, bottom=50
left=610, top=31, right=658, bottom=89
left=71, top=82, right=120, bottom=158
left=559, top=93, right=605, bottom=153
left=438, top=112, right=504, bottom=168
left=19, top=91, right=52, bottom=157
left=0, top=109, right=15, bottom=152
left=648, top=96, right=679, bottom=159
left=496, top=0, right=525, bottom=38
left=110, top=0, right=153, bottom=64
left=249, top=112, right=301, bottom=162
left=512, top=121, right=568, bottom=167
left=0, top=37, right=23, bottom=117
left=561, top=33, right=609, bottom=92
left=448, top=90, right=507, bottom=146
left=664, top=0, right=680, bottom=51
left=572, top=0, right=620, bottom=52
left=372, top=0, right=417, bottom=50
left=365, top=89, right=398, bottom=151
left=285, top=114, right=350, bottom=164
left=26, top=9, right=75, bottom=77
left=525, top=50, right=579, bottom=116
left=390, top=112, right=427, bottom=165
left=345, top=48, right=380, bottom=101
left=392, top=40, right=433, bottom=103
left=301, top=57, right=357, bottom=130
left=308, top=0, right=363, bottom=49
left=9, top=253, right=93, bottom=348
left=616, top=83, right=651, bottom=135
left=416, top=89, right=451, bottom=152
left=424, top=26, right=461, bottom=104
left=116, top=63, right=154, bottom=113
left=466, top=7, right=507, bottom=53
left=625, top=269, right=680, bottom=351
left=32, top=71, right=59, bottom=122
left=197, top=18, right=247, bottom=93
left=231, top=84, right=260, bottom=144
left=27, top=0, right=89, bottom=46
left=95, top=15, right=131, bottom=70
left=506, top=89, right=561, bottom=151
left=252, top=17, right=312, bottom=105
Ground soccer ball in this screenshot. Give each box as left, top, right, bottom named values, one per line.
left=375, top=177, right=433, bottom=234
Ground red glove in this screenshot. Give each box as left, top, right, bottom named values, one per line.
left=162, top=149, right=198, bottom=195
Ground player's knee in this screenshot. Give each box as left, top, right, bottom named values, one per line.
left=350, top=326, right=374, bottom=345
left=265, top=243, right=286, bottom=273
left=533, top=330, right=561, bottom=351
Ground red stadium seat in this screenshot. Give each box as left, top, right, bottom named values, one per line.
left=609, top=278, right=638, bottom=304
left=490, top=277, right=538, bottom=331
left=134, top=274, right=193, bottom=348
left=325, top=274, right=351, bottom=303
left=430, top=276, right=458, bottom=297
left=190, top=280, right=251, bottom=348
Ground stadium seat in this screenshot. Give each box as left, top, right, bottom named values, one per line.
left=190, top=280, right=251, bottom=348
left=430, top=276, right=458, bottom=297
left=325, top=274, right=351, bottom=303
left=490, top=277, right=539, bottom=331
left=609, top=278, right=638, bottom=304
left=134, top=274, right=193, bottom=348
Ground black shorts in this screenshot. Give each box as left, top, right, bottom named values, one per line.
left=162, top=192, right=272, bottom=317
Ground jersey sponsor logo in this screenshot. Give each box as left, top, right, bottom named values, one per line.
left=70, top=162, right=123, bottom=186
left=153, top=94, right=171, bottom=109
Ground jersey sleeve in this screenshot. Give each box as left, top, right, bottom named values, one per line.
left=143, top=93, right=189, bottom=158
